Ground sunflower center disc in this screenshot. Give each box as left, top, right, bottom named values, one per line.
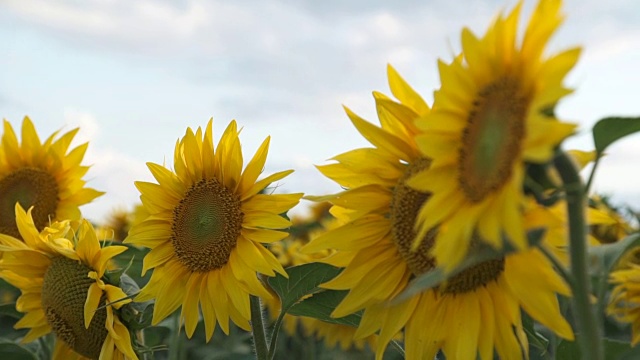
left=392, top=159, right=505, bottom=293
left=442, top=255, right=505, bottom=294
left=0, top=167, right=59, bottom=239
left=391, top=158, right=437, bottom=275
left=171, top=178, right=243, bottom=272
left=41, top=256, right=108, bottom=359
left=459, top=77, right=527, bottom=203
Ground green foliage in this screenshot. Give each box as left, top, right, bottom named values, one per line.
left=287, top=290, right=361, bottom=327
left=267, top=262, right=342, bottom=314
left=0, top=339, right=38, bottom=360
left=110, top=243, right=152, bottom=288
left=592, top=117, right=640, bottom=154
left=523, top=313, right=551, bottom=357
left=0, top=303, right=21, bottom=320
left=589, top=234, right=640, bottom=275
left=556, top=338, right=640, bottom=360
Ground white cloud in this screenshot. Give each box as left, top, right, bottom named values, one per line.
left=79, top=148, right=152, bottom=223
left=62, top=108, right=100, bottom=146
left=3, top=0, right=209, bottom=53
left=54, top=108, right=151, bottom=222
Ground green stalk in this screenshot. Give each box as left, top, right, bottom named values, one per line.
left=136, top=329, right=148, bottom=360
left=267, top=310, right=285, bottom=359
left=553, top=151, right=603, bottom=360
left=584, top=153, right=601, bottom=193
left=250, top=295, right=269, bottom=360
left=168, top=312, right=182, bottom=360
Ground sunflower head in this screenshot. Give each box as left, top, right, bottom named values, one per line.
left=609, top=262, right=640, bottom=346
left=408, top=0, right=579, bottom=270
left=96, top=207, right=134, bottom=242
left=0, top=204, right=138, bottom=360
left=126, top=118, right=301, bottom=341
left=42, top=256, right=110, bottom=358
left=303, top=52, right=576, bottom=358
left=589, top=195, right=635, bottom=244
left=0, top=117, right=103, bottom=240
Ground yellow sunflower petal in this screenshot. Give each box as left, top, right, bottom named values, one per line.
left=238, top=136, right=270, bottom=196
left=241, top=193, right=303, bottom=215
left=241, top=169, right=294, bottom=201
left=182, top=273, right=203, bottom=338
left=302, top=215, right=389, bottom=253
left=243, top=211, right=291, bottom=229
left=387, top=64, right=430, bottom=116
left=241, top=228, right=289, bottom=243
left=344, top=106, right=417, bottom=161
left=84, top=282, right=102, bottom=328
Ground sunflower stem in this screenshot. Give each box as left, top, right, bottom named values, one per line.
left=584, top=154, right=601, bottom=193
left=250, top=295, right=269, bottom=360
left=168, top=312, right=182, bottom=360
left=136, top=329, right=148, bottom=360
left=553, top=151, right=603, bottom=360
left=267, top=310, right=285, bottom=359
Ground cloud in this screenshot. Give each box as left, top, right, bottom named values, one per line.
left=3, top=0, right=209, bottom=53
left=62, top=108, right=100, bottom=145
left=54, top=108, right=151, bottom=222
left=79, top=148, right=152, bottom=223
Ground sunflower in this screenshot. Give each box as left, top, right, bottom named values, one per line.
left=589, top=195, right=635, bottom=244
left=303, top=64, right=573, bottom=359
left=125, top=119, right=302, bottom=340
left=0, top=204, right=137, bottom=359
left=407, top=0, right=579, bottom=269
left=608, top=262, right=640, bottom=345
left=0, top=117, right=103, bottom=240
left=96, top=207, right=132, bottom=242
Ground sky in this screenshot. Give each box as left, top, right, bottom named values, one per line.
left=1, top=0, right=639, bottom=223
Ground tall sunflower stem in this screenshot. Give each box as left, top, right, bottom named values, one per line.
left=553, top=151, right=603, bottom=360
left=168, top=312, right=182, bottom=360
left=250, top=295, right=269, bottom=360
left=267, top=311, right=285, bottom=359
left=136, top=329, right=148, bottom=360
left=584, top=154, right=601, bottom=193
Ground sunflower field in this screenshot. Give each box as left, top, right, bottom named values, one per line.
left=1, top=0, right=640, bottom=359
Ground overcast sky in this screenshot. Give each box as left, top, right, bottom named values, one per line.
left=1, top=0, right=639, bottom=223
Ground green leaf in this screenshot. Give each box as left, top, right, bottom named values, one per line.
left=267, top=262, right=342, bottom=312
left=110, top=243, right=151, bottom=288
left=556, top=340, right=580, bottom=360
left=588, top=233, right=640, bottom=275
left=557, top=338, right=640, bottom=360
left=522, top=313, right=549, bottom=355
left=287, top=290, right=362, bottom=327
left=394, top=229, right=545, bottom=303
left=137, top=326, right=170, bottom=354
left=0, top=339, right=38, bottom=360
left=0, top=303, right=22, bottom=320
left=603, top=338, right=640, bottom=359
left=593, top=117, right=640, bottom=154
left=120, top=302, right=154, bottom=331
left=118, top=273, right=141, bottom=298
